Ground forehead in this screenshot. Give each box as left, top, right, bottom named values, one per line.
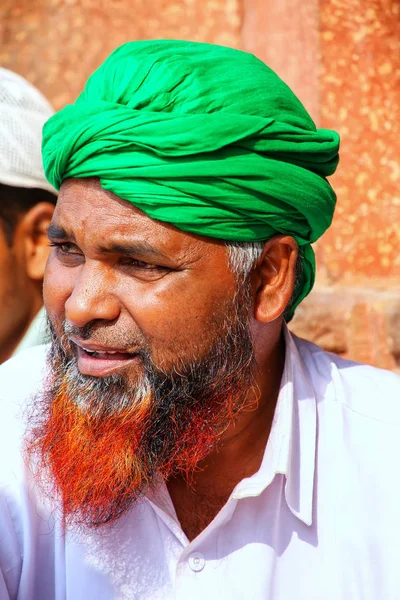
left=52, top=179, right=230, bottom=273
left=54, top=178, right=224, bottom=260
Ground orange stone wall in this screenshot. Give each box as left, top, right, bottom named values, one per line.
left=291, top=0, right=400, bottom=372
left=0, top=0, right=242, bottom=110
left=1, top=0, right=399, bottom=370
left=319, top=0, right=400, bottom=284
left=244, top=0, right=400, bottom=371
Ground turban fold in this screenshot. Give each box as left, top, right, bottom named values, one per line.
left=42, top=40, right=340, bottom=320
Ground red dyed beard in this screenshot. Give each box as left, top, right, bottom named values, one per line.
left=24, top=291, right=256, bottom=530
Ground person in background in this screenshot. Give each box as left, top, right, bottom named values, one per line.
left=0, top=68, right=57, bottom=364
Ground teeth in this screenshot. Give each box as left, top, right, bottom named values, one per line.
left=82, top=347, right=119, bottom=355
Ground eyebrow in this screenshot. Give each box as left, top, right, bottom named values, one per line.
left=47, top=224, right=75, bottom=241
left=47, top=224, right=170, bottom=261
left=99, top=242, right=169, bottom=261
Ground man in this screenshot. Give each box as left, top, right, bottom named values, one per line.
left=0, top=68, right=57, bottom=364
left=0, top=41, right=399, bottom=599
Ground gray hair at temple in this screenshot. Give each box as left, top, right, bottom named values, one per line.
left=225, top=241, right=303, bottom=319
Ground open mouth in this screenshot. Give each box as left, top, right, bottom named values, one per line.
left=73, top=342, right=140, bottom=377
left=80, top=348, right=135, bottom=360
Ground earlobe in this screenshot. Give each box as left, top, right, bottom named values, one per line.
left=253, top=235, right=298, bottom=323
left=22, top=202, right=55, bottom=281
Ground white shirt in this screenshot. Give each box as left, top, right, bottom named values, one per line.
left=12, top=307, right=48, bottom=357
left=1, top=328, right=400, bottom=599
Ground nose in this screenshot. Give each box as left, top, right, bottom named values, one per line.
left=64, top=262, right=120, bottom=328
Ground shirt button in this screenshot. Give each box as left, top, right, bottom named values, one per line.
left=188, top=552, right=205, bottom=572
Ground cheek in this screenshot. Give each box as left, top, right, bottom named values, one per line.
left=43, top=253, right=74, bottom=318
left=0, top=248, right=32, bottom=346
left=121, top=272, right=236, bottom=362
left=0, top=257, right=19, bottom=327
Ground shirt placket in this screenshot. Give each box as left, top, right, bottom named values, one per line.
left=174, top=499, right=238, bottom=600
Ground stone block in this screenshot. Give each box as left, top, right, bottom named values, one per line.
left=290, top=285, right=400, bottom=372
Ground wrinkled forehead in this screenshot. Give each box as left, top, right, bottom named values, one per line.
left=54, top=178, right=227, bottom=264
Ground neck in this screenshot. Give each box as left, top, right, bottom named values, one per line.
left=167, top=322, right=286, bottom=539
left=192, top=324, right=285, bottom=485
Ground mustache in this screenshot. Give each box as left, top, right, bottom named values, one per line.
left=60, top=321, right=151, bottom=357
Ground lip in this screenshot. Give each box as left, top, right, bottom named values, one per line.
left=70, top=337, right=136, bottom=354
left=71, top=338, right=140, bottom=377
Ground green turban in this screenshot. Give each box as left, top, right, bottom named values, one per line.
left=42, top=40, right=340, bottom=320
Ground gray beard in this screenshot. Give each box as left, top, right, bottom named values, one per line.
left=27, top=284, right=257, bottom=528
left=47, top=285, right=256, bottom=425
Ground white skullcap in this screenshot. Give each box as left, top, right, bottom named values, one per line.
left=0, top=68, right=56, bottom=193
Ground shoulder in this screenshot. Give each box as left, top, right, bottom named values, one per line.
left=0, top=345, right=48, bottom=468
left=293, top=338, right=400, bottom=579
left=292, top=333, right=400, bottom=424
left=0, top=347, right=57, bottom=598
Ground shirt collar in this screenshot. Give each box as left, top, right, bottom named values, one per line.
left=231, top=324, right=317, bottom=526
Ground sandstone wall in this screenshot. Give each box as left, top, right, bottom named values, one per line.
left=242, top=0, right=400, bottom=370
left=0, top=0, right=242, bottom=110
left=1, top=0, right=398, bottom=370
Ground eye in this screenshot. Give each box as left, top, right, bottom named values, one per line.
left=49, top=241, right=76, bottom=253
left=121, top=258, right=160, bottom=270
left=119, top=257, right=173, bottom=280
left=49, top=241, right=83, bottom=265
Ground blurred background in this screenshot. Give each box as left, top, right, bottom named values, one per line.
left=1, top=0, right=399, bottom=371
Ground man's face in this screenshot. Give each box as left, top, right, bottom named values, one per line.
left=27, top=178, right=257, bottom=529
left=44, top=178, right=240, bottom=375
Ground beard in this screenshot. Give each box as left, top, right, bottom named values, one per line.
left=24, top=285, right=257, bottom=530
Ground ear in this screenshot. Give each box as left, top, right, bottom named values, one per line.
left=18, top=202, right=55, bottom=281
left=252, top=235, right=298, bottom=323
